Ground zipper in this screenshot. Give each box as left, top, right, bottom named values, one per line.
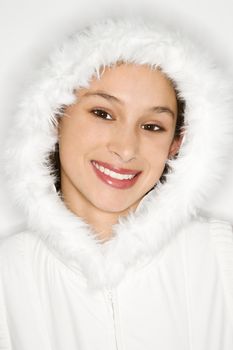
left=105, top=288, right=119, bottom=350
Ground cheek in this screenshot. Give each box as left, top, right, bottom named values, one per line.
left=141, top=137, right=173, bottom=181
left=58, top=116, right=107, bottom=167
left=146, top=154, right=167, bottom=173
left=58, top=118, right=82, bottom=168
left=142, top=136, right=173, bottom=161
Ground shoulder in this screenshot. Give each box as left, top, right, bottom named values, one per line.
left=178, top=216, right=233, bottom=263
left=180, top=216, right=232, bottom=247
left=183, top=216, right=233, bottom=323
left=174, top=216, right=233, bottom=284
left=0, top=231, right=48, bottom=306
left=0, top=230, right=39, bottom=253
left=0, top=232, right=45, bottom=348
left=0, top=231, right=42, bottom=272
left=206, top=218, right=233, bottom=308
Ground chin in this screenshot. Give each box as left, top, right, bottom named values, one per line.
left=97, top=204, right=129, bottom=214
left=93, top=196, right=138, bottom=215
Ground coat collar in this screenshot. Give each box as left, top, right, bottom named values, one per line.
left=28, top=182, right=192, bottom=289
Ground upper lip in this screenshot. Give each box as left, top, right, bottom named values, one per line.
left=91, top=160, right=141, bottom=175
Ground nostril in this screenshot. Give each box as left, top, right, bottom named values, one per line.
left=108, top=149, right=137, bottom=163
left=107, top=139, right=138, bottom=163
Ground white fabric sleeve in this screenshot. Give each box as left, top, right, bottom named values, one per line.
left=0, top=264, right=12, bottom=349
left=210, top=219, right=233, bottom=328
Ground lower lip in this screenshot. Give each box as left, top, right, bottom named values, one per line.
left=91, top=161, right=141, bottom=189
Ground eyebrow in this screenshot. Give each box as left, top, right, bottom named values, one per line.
left=81, top=90, right=175, bottom=119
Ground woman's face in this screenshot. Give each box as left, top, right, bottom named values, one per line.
left=58, top=63, right=181, bottom=214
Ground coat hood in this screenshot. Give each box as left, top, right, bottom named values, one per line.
left=3, top=16, right=233, bottom=289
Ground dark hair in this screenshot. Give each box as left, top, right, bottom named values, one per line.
left=51, top=142, right=61, bottom=193
left=159, top=92, right=185, bottom=184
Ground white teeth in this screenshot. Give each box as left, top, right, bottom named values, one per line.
left=92, top=162, right=136, bottom=180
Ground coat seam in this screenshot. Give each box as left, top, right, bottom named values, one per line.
left=209, top=219, right=233, bottom=330
left=23, top=235, right=54, bottom=350
left=0, top=265, right=13, bottom=350
left=182, top=229, right=193, bottom=350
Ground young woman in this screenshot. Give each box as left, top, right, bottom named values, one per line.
left=0, top=16, right=233, bottom=349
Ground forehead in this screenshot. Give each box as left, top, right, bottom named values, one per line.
left=77, top=63, right=176, bottom=102
left=95, top=62, right=173, bottom=87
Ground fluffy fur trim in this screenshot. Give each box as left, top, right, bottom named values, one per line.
left=3, top=16, right=233, bottom=289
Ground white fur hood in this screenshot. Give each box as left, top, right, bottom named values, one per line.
left=3, top=16, right=233, bottom=289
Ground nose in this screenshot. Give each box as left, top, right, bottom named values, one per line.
left=107, top=126, right=139, bottom=163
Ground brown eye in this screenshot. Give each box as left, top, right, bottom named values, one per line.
left=142, top=124, right=162, bottom=132
left=91, top=109, right=113, bottom=120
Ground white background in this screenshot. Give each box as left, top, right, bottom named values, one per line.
left=1, top=0, right=233, bottom=237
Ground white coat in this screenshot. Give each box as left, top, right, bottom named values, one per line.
left=1, top=16, right=233, bottom=350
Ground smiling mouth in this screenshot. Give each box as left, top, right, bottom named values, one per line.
left=91, top=160, right=141, bottom=189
